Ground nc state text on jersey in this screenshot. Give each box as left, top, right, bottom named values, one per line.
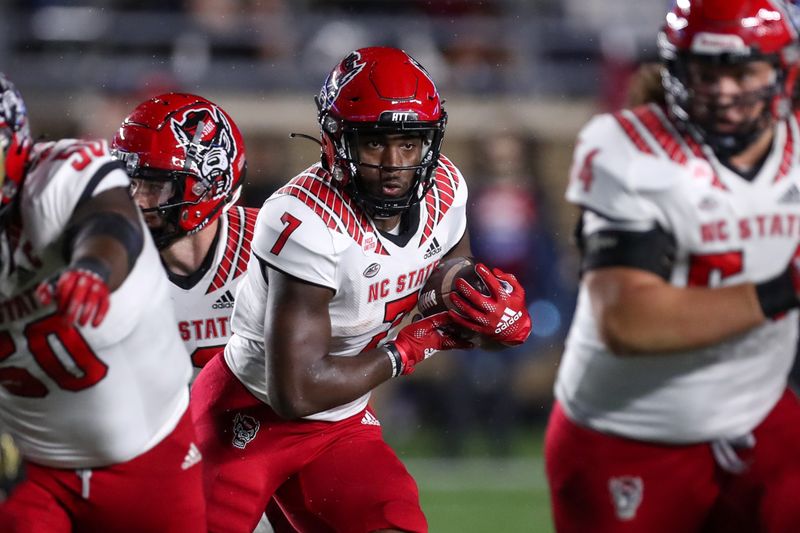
left=700, top=213, right=800, bottom=242
left=367, top=261, right=439, bottom=303
left=179, top=317, right=230, bottom=341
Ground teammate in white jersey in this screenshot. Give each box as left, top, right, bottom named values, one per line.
left=112, top=94, right=280, bottom=533
left=545, top=1, right=800, bottom=532
left=0, top=75, right=205, bottom=531
left=111, top=93, right=254, bottom=369
left=191, top=46, right=532, bottom=533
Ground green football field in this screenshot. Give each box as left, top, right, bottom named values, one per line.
left=406, top=457, right=553, bottom=532
left=390, top=426, right=554, bottom=532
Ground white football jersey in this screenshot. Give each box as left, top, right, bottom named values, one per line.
left=169, top=206, right=257, bottom=368
left=557, top=105, right=800, bottom=443
left=0, top=140, right=191, bottom=468
left=226, top=157, right=468, bottom=421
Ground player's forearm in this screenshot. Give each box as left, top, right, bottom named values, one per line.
left=267, top=349, right=393, bottom=419
left=68, top=235, right=131, bottom=291
left=596, top=282, right=765, bottom=355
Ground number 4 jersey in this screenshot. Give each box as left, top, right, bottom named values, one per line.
left=225, top=158, right=468, bottom=422
left=0, top=140, right=192, bottom=468
left=557, top=104, right=800, bottom=443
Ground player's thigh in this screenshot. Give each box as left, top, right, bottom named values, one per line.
left=287, top=427, right=427, bottom=533
left=758, top=390, right=800, bottom=533
left=709, top=390, right=800, bottom=533
left=191, top=353, right=283, bottom=533
left=0, top=477, right=71, bottom=533
left=77, top=411, right=206, bottom=532
left=545, top=402, right=718, bottom=533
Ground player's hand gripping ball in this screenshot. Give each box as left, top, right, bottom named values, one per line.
left=448, top=263, right=532, bottom=346
left=418, top=257, right=487, bottom=339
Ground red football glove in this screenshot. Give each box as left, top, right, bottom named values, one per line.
left=448, top=264, right=532, bottom=346
left=386, top=312, right=473, bottom=376
left=36, top=261, right=111, bottom=328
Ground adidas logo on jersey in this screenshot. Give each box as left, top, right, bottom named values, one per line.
left=423, top=237, right=442, bottom=259
left=181, top=442, right=202, bottom=470
left=779, top=184, right=800, bottom=204
left=361, top=411, right=381, bottom=426
left=494, top=307, right=522, bottom=334
left=212, top=290, right=235, bottom=309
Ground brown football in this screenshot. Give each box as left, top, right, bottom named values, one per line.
left=418, top=256, right=488, bottom=317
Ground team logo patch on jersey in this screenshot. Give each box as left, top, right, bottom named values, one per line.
left=698, top=196, right=719, bottom=211
left=231, top=412, right=260, bottom=449
left=689, top=158, right=714, bottom=182
left=608, top=476, right=643, bottom=521
left=362, top=232, right=378, bottom=254
left=363, top=262, right=381, bottom=278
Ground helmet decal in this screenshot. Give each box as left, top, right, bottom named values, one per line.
left=319, top=51, right=366, bottom=113
left=169, top=106, right=237, bottom=203
left=0, top=73, right=32, bottom=214
left=0, top=80, right=28, bottom=140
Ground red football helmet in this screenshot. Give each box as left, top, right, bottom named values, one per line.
left=111, top=93, right=246, bottom=248
left=658, top=0, right=800, bottom=154
left=316, top=47, right=447, bottom=218
left=0, top=73, right=31, bottom=217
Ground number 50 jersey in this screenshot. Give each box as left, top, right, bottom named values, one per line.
left=226, top=159, right=468, bottom=422
left=557, top=105, right=800, bottom=444
left=0, top=140, right=191, bottom=468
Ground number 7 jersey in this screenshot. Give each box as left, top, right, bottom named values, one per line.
left=225, top=159, right=468, bottom=422
left=0, top=140, right=192, bottom=468
left=557, top=104, right=800, bottom=443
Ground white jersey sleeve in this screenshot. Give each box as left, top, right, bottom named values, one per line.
left=565, top=111, right=686, bottom=232
left=250, top=193, right=342, bottom=290
left=21, top=140, right=130, bottom=252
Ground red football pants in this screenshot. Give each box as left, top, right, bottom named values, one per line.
left=545, top=389, right=800, bottom=533
left=191, top=352, right=427, bottom=533
left=0, top=409, right=205, bottom=532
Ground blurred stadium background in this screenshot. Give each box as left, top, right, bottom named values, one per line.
left=0, top=1, right=669, bottom=531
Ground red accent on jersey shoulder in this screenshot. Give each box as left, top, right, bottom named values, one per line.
left=235, top=207, right=257, bottom=278
left=206, top=207, right=254, bottom=295
left=613, top=111, right=654, bottom=155
left=420, top=155, right=459, bottom=246
left=278, top=166, right=388, bottom=255
left=631, top=106, right=688, bottom=165
left=775, top=119, right=795, bottom=183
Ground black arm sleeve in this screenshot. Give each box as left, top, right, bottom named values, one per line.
left=575, top=214, right=676, bottom=280
left=63, top=211, right=144, bottom=271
